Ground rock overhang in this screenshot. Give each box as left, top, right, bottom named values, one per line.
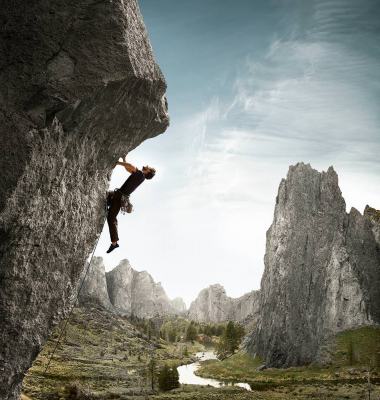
left=0, top=1, right=169, bottom=398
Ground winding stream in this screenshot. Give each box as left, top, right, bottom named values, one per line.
left=177, top=351, right=251, bottom=391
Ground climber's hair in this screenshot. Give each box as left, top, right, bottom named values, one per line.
left=145, top=167, right=156, bottom=180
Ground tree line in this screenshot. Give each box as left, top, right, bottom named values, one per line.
left=130, top=316, right=246, bottom=392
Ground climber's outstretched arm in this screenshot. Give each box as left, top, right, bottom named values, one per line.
left=116, top=161, right=137, bottom=174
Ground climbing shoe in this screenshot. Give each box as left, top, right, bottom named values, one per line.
left=106, top=243, right=119, bottom=253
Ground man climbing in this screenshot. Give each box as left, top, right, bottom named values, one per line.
left=106, top=157, right=156, bottom=253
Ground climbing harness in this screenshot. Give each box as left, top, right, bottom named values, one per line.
left=42, top=204, right=108, bottom=375
left=120, top=192, right=133, bottom=214
left=107, top=189, right=133, bottom=214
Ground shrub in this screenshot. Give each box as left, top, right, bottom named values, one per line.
left=158, top=364, right=180, bottom=391
left=61, top=382, right=94, bottom=399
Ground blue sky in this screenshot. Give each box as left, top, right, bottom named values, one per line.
left=95, top=0, right=380, bottom=306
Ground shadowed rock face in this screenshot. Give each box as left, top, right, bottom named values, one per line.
left=105, top=259, right=135, bottom=315
left=78, top=257, right=113, bottom=311
left=245, top=163, right=380, bottom=367
left=188, top=284, right=260, bottom=323
left=0, top=1, right=169, bottom=398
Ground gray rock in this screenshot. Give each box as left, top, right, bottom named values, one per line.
left=171, top=297, right=187, bottom=314
left=188, top=284, right=232, bottom=323
left=132, top=270, right=174, bottom=318
left=106, top=259, right=136, bottom=315
left=245, top=163, right=380, bottom=367
left=106, top=259, right=177, bottom=318
left=232, top=290, right=261, bottom=324
left=364, top=205, right=380, bottom=245
left=0, top=1, right=169, bottom=398
left=78, top=257, right=113, bottom=311
left=79, top=257, right=186, bottom=318
left=256, top=364, right=267, bottom=371
left=188, top=284, right=260, bottom=323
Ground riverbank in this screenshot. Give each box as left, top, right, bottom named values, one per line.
left=178, top=351, right=251, bottom=390
left=22, top=311, right=380, bottom=400
left=196, top=327, right=380, bottom=399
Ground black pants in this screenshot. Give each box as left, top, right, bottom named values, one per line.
left=107, top=191, right=122, bottom=242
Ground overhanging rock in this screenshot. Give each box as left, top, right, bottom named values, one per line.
left=0, top=1, right=169, bottom=398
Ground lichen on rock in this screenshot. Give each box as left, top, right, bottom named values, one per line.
left=0, top=1, right=169, bottom=399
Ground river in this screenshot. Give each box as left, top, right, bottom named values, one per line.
left=177, top=351, right=251, bottom=391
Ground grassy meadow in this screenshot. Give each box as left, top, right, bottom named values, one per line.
left=22, top=309, right=380, bottom=400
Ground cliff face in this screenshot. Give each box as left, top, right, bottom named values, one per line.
left=188, top=284, right=260, bottom=323
left=78, top=257, right=113, bottom=310
left=105, top=259, right=181, bottom=318
left=245, top=163, right=380, bottom=367
left=364, top=206, right=380, bottom=245
left=171, top=297, right=187, bottom=314
left=233, top=291, right=260, bottom=324
left=0, top=1, right=168, bottom=399
left=105, top=259, right=135, bottom=315
left=188, top=284, right=232, bottom=323
left=132, top=271, right=174, bottom=318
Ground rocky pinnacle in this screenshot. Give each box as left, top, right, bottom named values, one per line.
left=245, top=163, right=380, bottom=367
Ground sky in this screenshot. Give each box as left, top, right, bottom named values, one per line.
left=95, top=0, right=380, bottom=307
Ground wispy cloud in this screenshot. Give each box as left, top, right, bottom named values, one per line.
left=177, top=1, right=380, bottom=204
left=96, top=0, right=380, bottom=305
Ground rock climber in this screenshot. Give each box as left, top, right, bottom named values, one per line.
left=106, top=157, right=156, bottom=253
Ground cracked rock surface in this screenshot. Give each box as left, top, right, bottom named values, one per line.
left=0, top=1, right=169, bottom=398
left=245, top=163, right=380, bottom=367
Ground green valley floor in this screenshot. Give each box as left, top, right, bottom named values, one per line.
left=22, top=308, right=380, bottom=400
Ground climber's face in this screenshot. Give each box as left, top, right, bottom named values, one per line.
left=142, top=165, right=156, bottom=180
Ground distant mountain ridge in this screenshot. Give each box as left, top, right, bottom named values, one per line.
left=79, top=258, right=186, bottom=318
left=79, top=258, right=259, bottom=322
left=188, top=284, right=260, bottom=324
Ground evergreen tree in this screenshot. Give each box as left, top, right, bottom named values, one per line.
left=146, top=357, right=157, bottom=390
left=168, top=327, right=177, bottom=343
left=158, top=365, right=170, bottom=391
left=158, top=364, right=180, bottom=391
left=216, top=321, right=245, bottom=359
left=185, top=322, right=197, bottom=342
left=169, top=366, right=180, bottom=389
left=215, top=324, right=225, bottom=336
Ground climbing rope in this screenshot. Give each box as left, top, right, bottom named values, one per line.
left=43, top=212, right=107, bottom=375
